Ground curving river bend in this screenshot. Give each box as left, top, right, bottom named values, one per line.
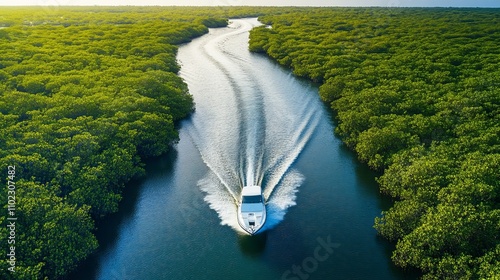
left=74, top=18, right=416, bottom=280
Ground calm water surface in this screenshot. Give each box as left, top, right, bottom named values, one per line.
left=74, top=18, right=416, bottom=280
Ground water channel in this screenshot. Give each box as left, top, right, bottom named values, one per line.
left=74, top=18, right=416, bottom=280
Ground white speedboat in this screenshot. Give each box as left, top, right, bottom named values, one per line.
left=237, top=185, right=266, bottom=235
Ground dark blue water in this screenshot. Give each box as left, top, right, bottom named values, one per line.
left=74, top=18, right=416, bottom=280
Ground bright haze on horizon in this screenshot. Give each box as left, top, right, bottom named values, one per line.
left=3, top=0, right=500, bottom=7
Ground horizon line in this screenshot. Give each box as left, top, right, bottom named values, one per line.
left=1, top=5, right=499, bottom=8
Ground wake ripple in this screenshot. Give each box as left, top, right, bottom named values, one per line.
left=179, top=19, right=321, bottom=234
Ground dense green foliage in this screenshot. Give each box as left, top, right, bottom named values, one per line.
left=250, top=8, right=500, bottom=279
left=2, top=6, right=499, bottom=279
left=0, top=6, right=276, bottom=279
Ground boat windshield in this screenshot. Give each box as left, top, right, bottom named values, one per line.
left=242, top=195, right=262, bottom=203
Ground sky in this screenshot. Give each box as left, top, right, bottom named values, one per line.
left=2, top=0, right=500, bottom=7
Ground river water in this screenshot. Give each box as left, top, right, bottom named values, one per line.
left=74, top=18, right=416, bottom=280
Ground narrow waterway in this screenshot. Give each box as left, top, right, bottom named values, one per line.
left=74, top=18, right=416, bottom=280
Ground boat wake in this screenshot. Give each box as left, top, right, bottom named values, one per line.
left=179, top=19, right=321, bottom=234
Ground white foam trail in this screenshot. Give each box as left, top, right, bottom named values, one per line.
left=262, top=169, right=304, bottom=231
left=184, top=121, right=240, bottom=201
left=198, top=172, right=243, bottom=233
left=262, top=101, right=321, bottom=200
left=178, top=19, right=322, bottom=233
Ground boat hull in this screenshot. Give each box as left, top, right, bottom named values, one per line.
left=237, top=203, right=266, bottom=235
left=237, top=186, right=266, bottom=235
